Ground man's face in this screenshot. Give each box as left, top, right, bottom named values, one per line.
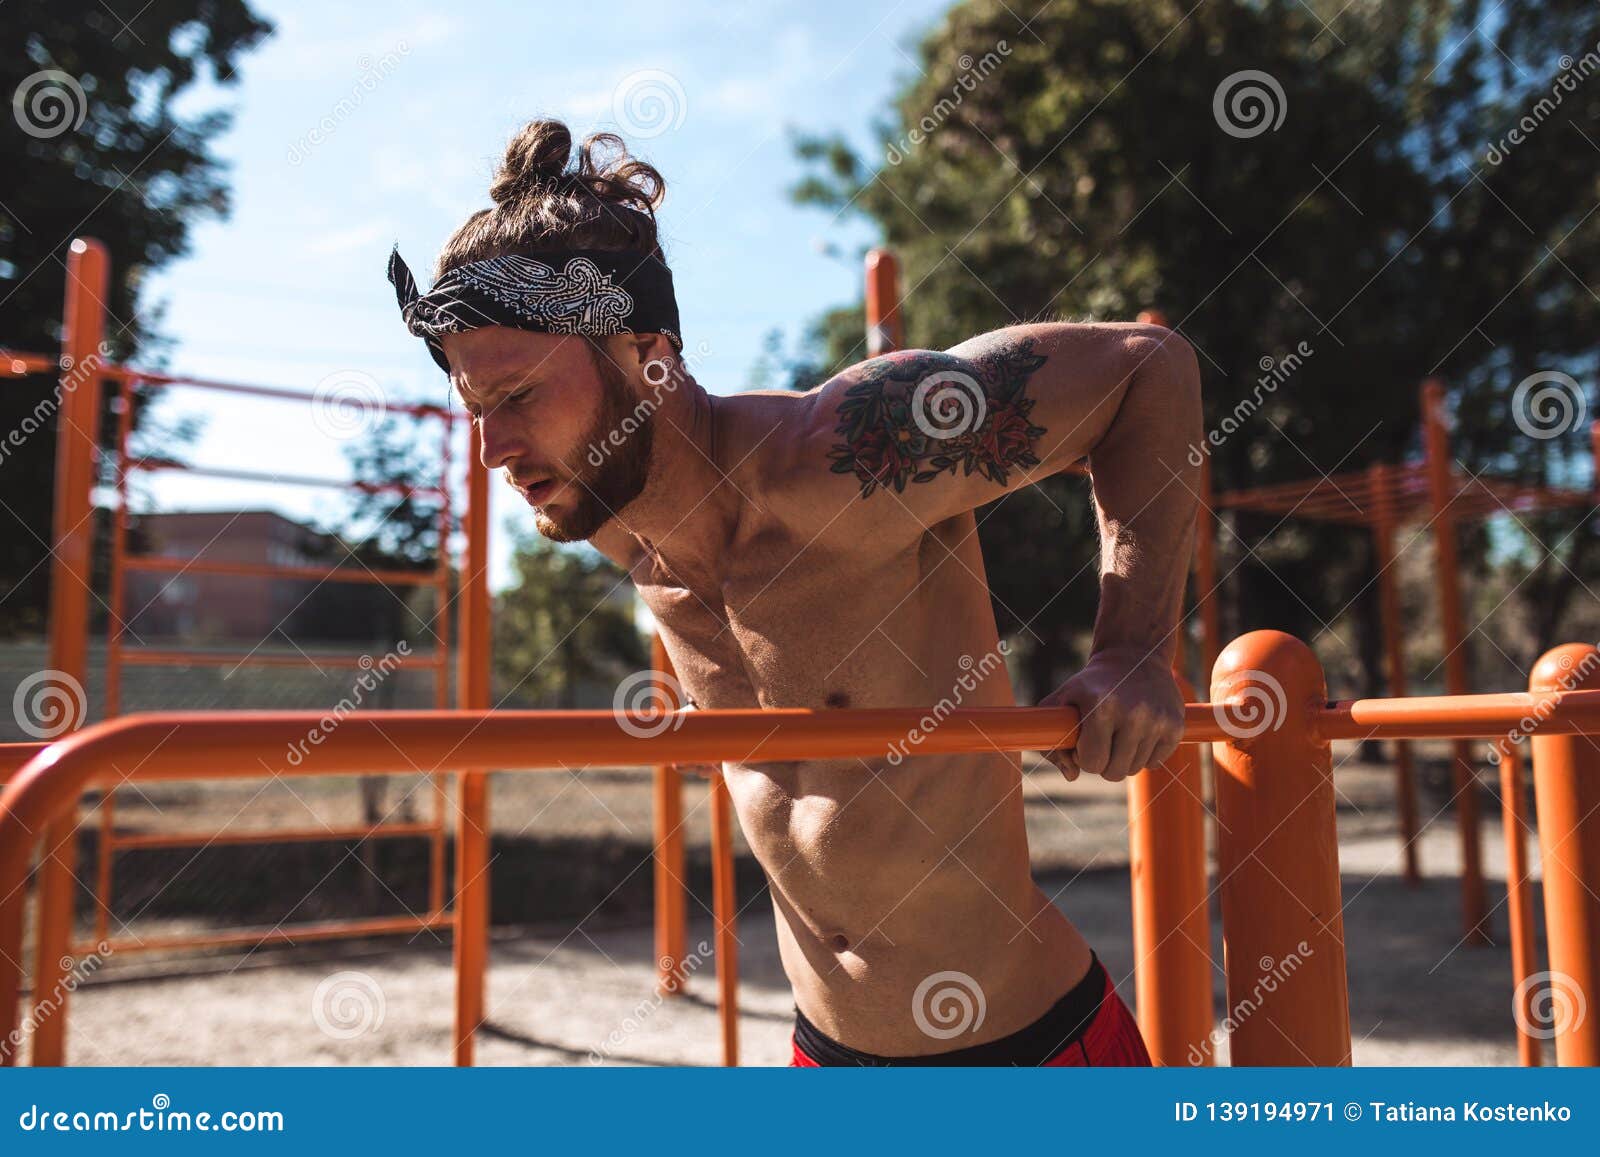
left=442, top=327, right=653, bottom=543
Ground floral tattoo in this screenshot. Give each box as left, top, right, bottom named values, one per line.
left=827, top=340, right=1050, bottom=497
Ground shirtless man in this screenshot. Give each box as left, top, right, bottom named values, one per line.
left=388, top=120, right=1201, bottom=1066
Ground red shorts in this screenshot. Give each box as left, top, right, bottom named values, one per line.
left=790, top=954, right=1152, bottom=1067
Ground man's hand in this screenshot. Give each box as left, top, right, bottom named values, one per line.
left=1039, top=649, right=1184, bottom=782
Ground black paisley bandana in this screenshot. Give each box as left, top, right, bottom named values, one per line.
left=387, top=246, right=683, bottom=373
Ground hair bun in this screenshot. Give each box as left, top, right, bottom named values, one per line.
left=490, top=120, right=573, bottom=206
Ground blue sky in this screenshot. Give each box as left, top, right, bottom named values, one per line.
left=139, top=0, right=954, bottom=586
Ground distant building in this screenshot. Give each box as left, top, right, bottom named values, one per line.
left=124, top=510, right=344, bottom=640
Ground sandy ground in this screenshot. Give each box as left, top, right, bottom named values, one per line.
left=28, top=748, right=1555, bottom=1066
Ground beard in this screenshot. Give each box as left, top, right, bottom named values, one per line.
left=533, top=347, right=655, bottom=543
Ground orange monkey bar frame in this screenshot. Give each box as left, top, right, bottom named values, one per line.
left=1200, top=380, right=1599, bottom=949
left=3, top=631, right=1599, bottom=1066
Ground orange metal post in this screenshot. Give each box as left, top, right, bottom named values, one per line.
left=1422, top=380, right=1489, bottom=944
left=1528, top=644, right=1600, bottom=1066
left=864, top=248, right=904, bottom=356
left=1210, top=631, right=1351, bottom=1065
left=453, top=426, right=493, bottom=1066
left=1127, top=674, right=1213, bottom=1065
left=32, top=238, right=110, bottom=1066
left=1370, top=463, right=1421, bottom=885
left=710, top=770, right=739, bottom=1066
left=1498, top=744, right=1541, bottom=1066
left=652, top=632, right=687, bottom=996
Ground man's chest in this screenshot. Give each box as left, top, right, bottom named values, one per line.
left=632, top=519, right=997, bottom=712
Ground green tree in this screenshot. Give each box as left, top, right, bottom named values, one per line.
left=493, top=530, right=646, bottom=708
left=790, top=0, right=1599, bottom=696
left=0, top=0, right=272, bottom=633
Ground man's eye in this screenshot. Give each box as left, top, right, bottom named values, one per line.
left=510, top=388, right=534, bottom=404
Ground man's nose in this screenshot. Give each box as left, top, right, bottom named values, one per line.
left=477, top=410, right=523, bottom=471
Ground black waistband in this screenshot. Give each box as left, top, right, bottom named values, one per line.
left=792, top=954, right=1108, bottom=1067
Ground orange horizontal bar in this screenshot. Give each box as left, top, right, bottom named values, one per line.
left=108, top=365, right=449, bottom=420
left=1319, top=688, right=1600, bottom=740
left=109, top=820, right=440, bottom=852
left=128, top=459, right=446, bottom=498
left=0, top=744, right=48, bottom=784
left=122, top=555, right=442, bottom=587
left=72, top=911, right=454, bottom=958
left=1, top=350, right=57, bottom=376
left=118, top=649, right=444, bottom=669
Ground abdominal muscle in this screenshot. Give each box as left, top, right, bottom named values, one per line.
left=721, top=748, right=1092, bottom=1057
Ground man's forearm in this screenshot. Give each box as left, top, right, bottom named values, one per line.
left=1083, top=333, right=1203, bottom=668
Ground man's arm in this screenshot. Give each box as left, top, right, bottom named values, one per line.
left=804, top=321, right=1203, bottom=781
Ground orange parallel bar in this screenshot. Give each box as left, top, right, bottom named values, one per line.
left=117, top=648, right=446, bottom=669
left=0, top=706, right=1087, bottom=1065
left=1316, top=688, right=1600, bottom=740
left=127, top=459, right=447, bottom=498
left=108, top=364, right=449, bottom=419
left=108, top=820, right=439, bottom=851
left=75, top=912, right=454, bottom=958
left=0, top=744, right=48, bottom=783
left=709, top=771, right=739, bottom=1066
left=1498, top=744, right=1541, bottom=1066
left=1212, top=632, right=1351, bottom=1065
left=1127, top=674, right=1213, bottom=1066
left=1529, top=645, right=1600, bottom=1066
left=2, top=350, right=57, bottom=375
left=121, top=555, right=439, bottom=587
